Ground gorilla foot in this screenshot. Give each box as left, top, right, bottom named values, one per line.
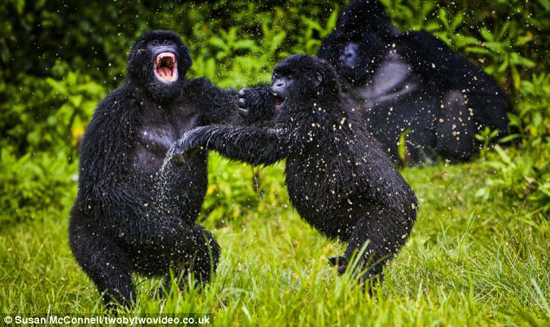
left=328, top=255, right=349, bottom=275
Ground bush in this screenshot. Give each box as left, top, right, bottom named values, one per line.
left=0, top=147, right=77, bottom=227
left=0, top=0, right=549, bottom=224
left=477, top=74, right=550, bottom=213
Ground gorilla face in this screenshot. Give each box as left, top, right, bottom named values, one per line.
left=319, top=30, right=387, bottom=87
left=341, top=42, right=360, bottom=69
left=127, top=30, right=192, bottom=102
left=271, top=74, right=292, bottom=110
left=270, top=54, right=339, bottom=113
left=339, top=34, right=387, bottom=86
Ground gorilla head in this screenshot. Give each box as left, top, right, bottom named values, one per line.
left=318, top=0, right=397, bottom=86
left=318, top=32, right=386, bottom=87
left=127, top=30, right=192, bottom=102
left=270, top=54, right=341, bottom=111
left=337, top=0, right=393, bottom=38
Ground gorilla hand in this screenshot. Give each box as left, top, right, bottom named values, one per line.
left=167, top=129, right=206, bottom=165
left=237, top=86, right=276, bottom=125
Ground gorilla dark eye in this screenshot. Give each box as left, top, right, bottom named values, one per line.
left=154, top=52, right=178, bottom=83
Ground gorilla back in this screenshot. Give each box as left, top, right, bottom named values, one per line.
left=69, top=30, right=240, bottom=308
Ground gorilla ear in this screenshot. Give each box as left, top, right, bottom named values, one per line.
left=314, top=72, right=323, bottom=87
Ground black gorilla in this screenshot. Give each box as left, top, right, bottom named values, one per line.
left=317, top=0, right=512, bottom=164
left=169, top=55, right=417, bottom=283
left=69, top=30, right=243, bottom=308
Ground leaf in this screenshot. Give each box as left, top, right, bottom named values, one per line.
left=538, top=0, right=550, bottom=10
left=233, top=40, right=256, bottom=51
left=451, top=13, right=463, bottom=30
left=209, top=37, right=229, bottom=51
left=480, top=28, right=494, bottom=42
left=495, top=146, right=513, bottom=166
left=302, top=17, right=322, bottom=31
left=514, top=35, right=533, bottom=46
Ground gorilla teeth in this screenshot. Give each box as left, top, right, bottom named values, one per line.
left=154, top=52, right=178, bottom=83
left=272, top=92, right=285, bottom=108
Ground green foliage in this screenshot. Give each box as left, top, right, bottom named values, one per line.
left=0, top=147, right=77, bottom=228
left=477, top=74, right=550, bottom=213
left=382, top=0, right=547, bottom=90
left=1, top=0, right=549, bottom=221
left=202, top=154, right=289, bottom=228
left=0, top=68, right=104, bottom=157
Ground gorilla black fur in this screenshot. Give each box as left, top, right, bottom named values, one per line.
left=169, top=54, right=418, bottom=283
left=318, top=0, right=512, bottom=164
left=69, top=30, right=243, bottom=308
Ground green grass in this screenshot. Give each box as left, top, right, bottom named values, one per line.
left=1, top=157, right=549, bottom=326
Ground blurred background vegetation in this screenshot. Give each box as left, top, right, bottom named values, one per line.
left=0, top=0, right=549, bottom=227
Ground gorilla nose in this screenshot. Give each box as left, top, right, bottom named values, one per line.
left=342, top=51, right=356, bottom=66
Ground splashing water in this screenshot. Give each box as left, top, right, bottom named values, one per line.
left=152, top=155, right=176, bottom=215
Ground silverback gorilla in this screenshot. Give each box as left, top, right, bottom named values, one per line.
left=69, top=31, right=243, bottom=309
left=317, top=0, right=512, bottom=164
left=169, top=55, right=418, bottom=284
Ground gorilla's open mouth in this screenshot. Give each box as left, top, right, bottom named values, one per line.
left=273, top=92, right=286, bottom=109
left=154, top=52, right=178, bottom=83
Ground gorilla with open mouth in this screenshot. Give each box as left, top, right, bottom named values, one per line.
left=169, top=55, right=418, bottom=286
left=69, top=30, right=245, bottom=309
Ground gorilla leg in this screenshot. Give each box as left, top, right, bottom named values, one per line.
left=436, top=91, right=478, bottom=160
left=163, top=224, right=221, bottom=287
left=186, top=225, right=221, bottom=282
left=69, top=210, right=135, bottom=308
left=332, top=206, right=414, bottom=284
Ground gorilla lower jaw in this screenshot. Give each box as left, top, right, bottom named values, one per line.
left=272, top=92, right=286, bottom=110
left=154, top=52, right=178, bottom=83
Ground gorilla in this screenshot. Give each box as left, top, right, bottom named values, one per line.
left=317, top=0, right=512, bottom=164
left=69, top=30, right=244, bottom=309
left=169, top=55, right=418, bottom=284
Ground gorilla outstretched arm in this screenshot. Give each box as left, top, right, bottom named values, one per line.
left=185, top=78, right=245, bottom=126
left=78, top=89, right=193, bottom=249
left=168, top=125, right=290, bottom=166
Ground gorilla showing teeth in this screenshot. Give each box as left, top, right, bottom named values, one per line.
left=154, top=52, right=178, bottom=83
left=169, top=54, right=418, bottom=287
left=318, top=0, right=513, bottom=164
left=69, top=30, right=246, bottom=310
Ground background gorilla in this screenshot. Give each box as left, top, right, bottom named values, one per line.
left=169, top=55, right=417, bottom=284
left=317, top=0, right=512, bottom=164
left=69, top=30, right=243, bottom=308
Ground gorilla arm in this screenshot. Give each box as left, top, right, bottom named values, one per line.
left=78, top=90, right=193, bottom=248
left=168, top=125, right=290, bottom=166
left=185, top=78, right=247, bottom=126
left=397, top=31, right=511, bottom=135
left=187, top=78, right=276, bottom=126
